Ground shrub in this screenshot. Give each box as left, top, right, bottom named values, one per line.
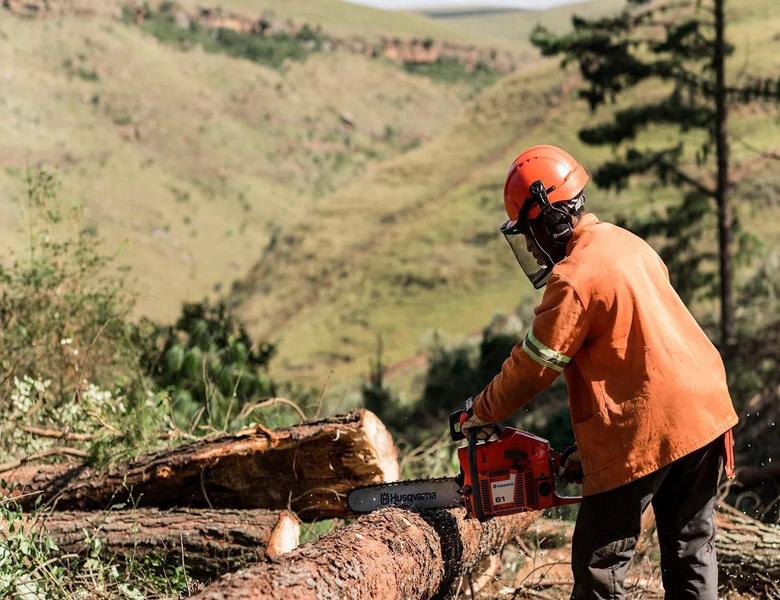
left=137, top=299, right=301, bottom=433
left=415, top=324, right=519, bottom=426
left=0, top=170, right=170, bottom=465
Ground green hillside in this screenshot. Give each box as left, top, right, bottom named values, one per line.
left=2, top=0, right=777, bottom=406
left=229, top=0, right=780, bottom=400
left=0, top=1, right=482, bottom=321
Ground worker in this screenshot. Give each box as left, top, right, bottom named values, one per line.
left=460, top=145, right=738, bottom=600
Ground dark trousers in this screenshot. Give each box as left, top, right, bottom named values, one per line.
left=571, top=438, right=723, bottom=600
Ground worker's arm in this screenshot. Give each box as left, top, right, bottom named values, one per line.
left=472, top=273, right=589, bottom=423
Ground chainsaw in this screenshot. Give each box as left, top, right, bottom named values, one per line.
left=348, top=410, right=581, bottom=522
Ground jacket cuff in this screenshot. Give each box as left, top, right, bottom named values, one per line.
left=472, top=392, right=497, bottom=423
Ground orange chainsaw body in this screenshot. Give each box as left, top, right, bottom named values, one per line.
left=457, top=426, right=580, bottom=521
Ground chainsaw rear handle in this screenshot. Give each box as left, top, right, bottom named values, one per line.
left=557, top=444, right=584, bottom=485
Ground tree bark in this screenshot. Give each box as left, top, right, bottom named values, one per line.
left=716, top=503, right=780, bottom=595
left=191, top=507, right=538, bottom=600
left=713, top=0, right=734, bottom=352
left=4, top=509, right=300, bottom=580
left=0, top=410, right=399, bottom=520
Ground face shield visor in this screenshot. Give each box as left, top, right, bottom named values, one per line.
left=500, top=218, right=555, bottom=289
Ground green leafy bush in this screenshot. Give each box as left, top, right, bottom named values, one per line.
left=0, top=170, right=170, bottom=465
left=415, top=327, right=518, bottom=425
left=0, top=169, right=309, bottom=466
left=138, top=299, right=294, bottom=432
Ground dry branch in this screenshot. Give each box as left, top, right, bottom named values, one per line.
left=0, top=447, right=89, bottom=473
left=2, top=509, right=299, bottom=580
left=0, top=410, right=399, bottom=519
left=20, top=426, right=94, bottom=442
left=192, top=506, right=538, bottom=600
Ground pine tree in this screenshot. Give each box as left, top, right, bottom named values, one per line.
left=531, top=0, right=780, bottom=352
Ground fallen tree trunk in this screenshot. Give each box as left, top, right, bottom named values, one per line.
left=630, top=503, right=780, bottom=594
left=4, top=509, right=299, bottom=580
left=0, top=410, right=398, bottom=519
left=716, top=503, right=780, bottom=595
left=192, top=507, right=538, bottom=600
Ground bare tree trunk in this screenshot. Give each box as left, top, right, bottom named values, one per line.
left=4, top=509, right=300, bottom=580
left=0, top=410, right=399, bottom=520
left=714, top=0, right=734, bottom=352
left=191, top=507, right=538, bottom=600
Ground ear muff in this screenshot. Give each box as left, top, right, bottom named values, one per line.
left=543, top=206, right=574, bottom=243
left=528, top=180, right=574, bottom=245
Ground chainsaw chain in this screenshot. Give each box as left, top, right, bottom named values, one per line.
left=349, top=475, right=460, bottom=495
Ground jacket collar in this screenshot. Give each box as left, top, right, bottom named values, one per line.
left=566, top=212, right=599, bottom=255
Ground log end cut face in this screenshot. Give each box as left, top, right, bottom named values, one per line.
left=200, top=409, right=401, bottom=519
left=357, top=409, right=401, bottom=484
left=266, top=512, right=301, bottom=558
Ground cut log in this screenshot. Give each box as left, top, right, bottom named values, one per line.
left=2, top=509, right=299, bottom=580
left=715, top=503, right=780, bottom=595
left=0, top=410, right=399, bottom=519
left=192, top=507, right=538, bottom=600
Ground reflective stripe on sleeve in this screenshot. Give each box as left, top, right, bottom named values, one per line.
left=521, top=330, right=572, bottom=372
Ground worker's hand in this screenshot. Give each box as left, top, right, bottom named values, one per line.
left=459, top=397, right=494, bottom=441
left=558, top=444, right=584, bottom=484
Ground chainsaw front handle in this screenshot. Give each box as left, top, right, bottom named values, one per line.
left=449, top=409, right=500, bottom=442
left=468, top=428, right=489, bottom=522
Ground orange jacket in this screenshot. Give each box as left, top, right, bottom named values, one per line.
left=473, top=213, right=738, bottom=495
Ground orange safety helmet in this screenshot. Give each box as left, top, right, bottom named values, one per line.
left=503, top=144, right=589, bottom=221
left=500, top=145, right=589, bottom=289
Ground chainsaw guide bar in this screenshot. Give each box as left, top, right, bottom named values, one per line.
left=347, top=477, right=464, bottom=513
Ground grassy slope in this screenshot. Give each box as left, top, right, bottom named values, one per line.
left=233, top=59, right=610, bottom=395
left=231, top=0, right=780, bottom=403
left=0, top=4, right=475, bottom=321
